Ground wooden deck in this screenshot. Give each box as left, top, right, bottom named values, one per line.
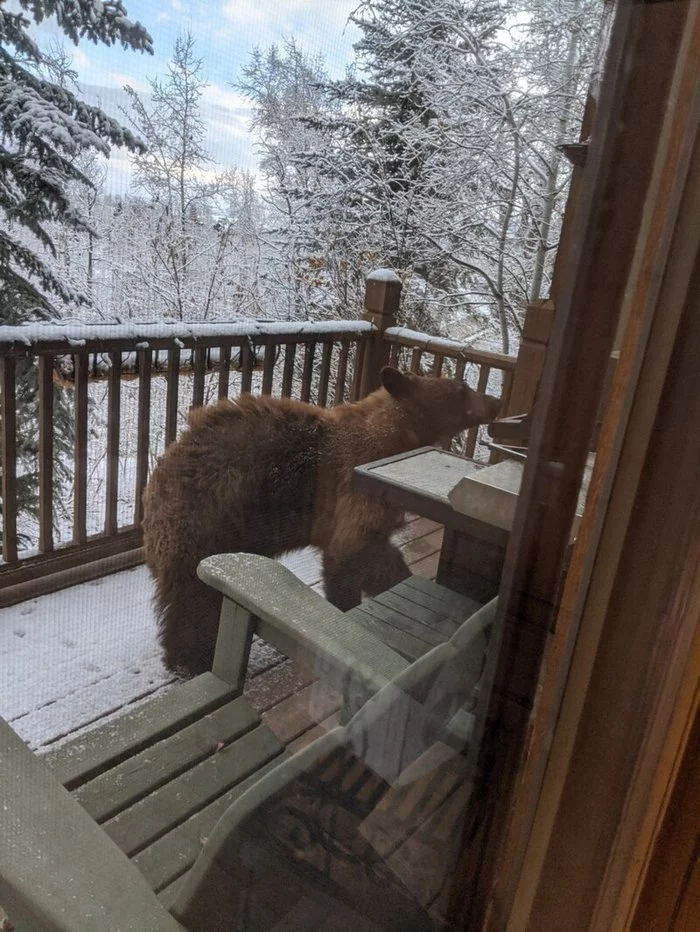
left=244, top=515, right=443, bottom=752
left=0, top=517, right=442, bottom=755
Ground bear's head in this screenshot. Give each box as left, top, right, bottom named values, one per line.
left=380, top=366, right=501, bottom=447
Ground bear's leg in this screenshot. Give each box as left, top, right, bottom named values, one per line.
left=156, top=577, right=222, bottom=677
left=322, top=536, right=411, bottom=610
left=322, top=553, right=363, bottom=611
left=356, top=536, right=412, bottom=597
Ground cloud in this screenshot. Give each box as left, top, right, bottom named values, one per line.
left=100, top=147, right=134, bottom=196
left=70, top=46, right=91, bottom=68
left=218, top=0, right=360, bottom=75
left=203, top=82, right=251, bottom=114
left=221, top=0, right=271, bottom=26
left=201, top=83, right=256, bottom=172
left=77, top=78, right=257, bottom=194
left=18, top=0, right=362, bottom=189
left=108, top=72, right=150, bottom=93
left=221, top=0, right=353, bottom=24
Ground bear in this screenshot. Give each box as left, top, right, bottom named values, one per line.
left=142, top=366, right=500, bottom=676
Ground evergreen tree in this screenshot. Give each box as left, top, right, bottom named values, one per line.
left=40, top=40, right=109, bottom=316
left=242, top=1, right=511, bottom=333
left=324, top=0, right=512, bottom=335
left=242, top=0, right=599, bottom=348
left=0, top=0, right=152, bottom=313
left=0, top=1, right=152, bottom=548
left=239, top=39, right=341, bottom=320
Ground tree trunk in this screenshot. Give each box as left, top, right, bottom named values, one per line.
left=529, top=25, right=581, bottom=304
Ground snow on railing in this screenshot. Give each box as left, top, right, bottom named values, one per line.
left=0, top=317, right=374, bottom=352
left=383, top=326, right=516, bottom=370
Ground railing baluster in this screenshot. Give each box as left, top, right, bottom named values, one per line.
left=192, top=346, right=206, bottom=409
left=388, top=342, right=400, bottom=368
left=38, top=356, right=54, bottom=553
left=240, top=342, right=253, bottom=394
left=217, top=345, right=231, bottom=399
left=350, top=340, right=367, bottom=401
left=73, top=353, right=88, bottom=545
left=134, top=349, right=152, bottom=526
left=105, top=352, right=121, bottom=535
left=301, top=343, right=316, bottom=403
left=334, top=341, right=349, bottom=405
left=317, top=343, right=333, bottom=407
left=261, top=343, right=275, bottom=395
left=165, top=347, right=180, bottom=447
left=1, top=357, right=18, bottom=563
left=281, top=344, right=296, bottom=398
left=455, top=357, right=467, bottom=382
left=410, top=348, right=423, bottom=373
left=464, top=364, right=492, bottom=459
left=476, top=364, right=492, bottom=397
left=432, top=354, right=444, bottom=377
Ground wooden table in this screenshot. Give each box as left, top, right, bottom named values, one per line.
left=355, top=448, right=594, bottom=604
left=354, top=448, right=510, bottom=602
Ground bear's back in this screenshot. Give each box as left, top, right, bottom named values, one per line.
left=143, top=395, right=328, bottom=565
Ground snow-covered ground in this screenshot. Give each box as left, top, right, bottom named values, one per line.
left=0, top=548, right=323, bottom=752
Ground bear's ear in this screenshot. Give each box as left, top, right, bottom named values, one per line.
left=381, top=366, right=412, bottom=398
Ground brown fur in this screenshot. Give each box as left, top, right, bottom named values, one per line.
left=142, top=367, right=500, bottom=676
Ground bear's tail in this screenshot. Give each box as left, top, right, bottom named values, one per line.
left=155, top=575, right=223, bottom=678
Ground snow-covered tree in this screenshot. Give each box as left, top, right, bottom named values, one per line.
left=337, top=0, right=514, bottom=333
left=239, top=39, right=345, bottom=320
left=214, top=168, right=269, bottom=318
left=510, top=0, right=598, bottom=305
left=408, top=0, right=599, bottom=350
left=122, top=31, right=240, bottom=320
left=242, top=0, right=600, bottom=348
left=0, top=0, right=152, bottom=316
left=0, top=0, right=152, bottom=546
left=37, top=40, right=109, bottom=314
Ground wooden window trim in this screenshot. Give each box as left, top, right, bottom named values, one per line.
left=444, top=1, right=700, bottom=929
left=492, top=2, right=700, bottom=928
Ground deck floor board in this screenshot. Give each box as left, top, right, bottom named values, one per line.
left=0, top=519, right=443, bottom=753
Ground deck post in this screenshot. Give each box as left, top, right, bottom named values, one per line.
left=502, top=300, right=555, bottom=417
left=360, top=269, right=402, bottom=396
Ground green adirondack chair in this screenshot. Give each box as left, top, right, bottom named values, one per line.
left=0, top=554, right=496, bottom=931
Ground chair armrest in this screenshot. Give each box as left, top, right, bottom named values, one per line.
left=0, top=719, right=182, bottom=932
left=198, top=553, right=409, bottom=698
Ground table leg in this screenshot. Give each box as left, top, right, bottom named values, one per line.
left=436, top=526, right=508, bottom=603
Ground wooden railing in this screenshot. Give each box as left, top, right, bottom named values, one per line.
left=0, top=320, right=372, bottom=604
left=0, top=270, right=517, bottom=605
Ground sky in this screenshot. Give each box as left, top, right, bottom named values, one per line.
left=27, top=0, right=362, bottom=192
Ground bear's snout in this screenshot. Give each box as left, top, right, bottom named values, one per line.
left=471, top=392, right=501, bottom=423
left=484, top=393, right=501, bottom=420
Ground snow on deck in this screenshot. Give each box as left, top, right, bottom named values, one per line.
left=0, top=548, right=324, bottom=752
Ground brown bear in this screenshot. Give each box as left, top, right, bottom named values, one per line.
left=142, top=366, right=500, bottom=676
